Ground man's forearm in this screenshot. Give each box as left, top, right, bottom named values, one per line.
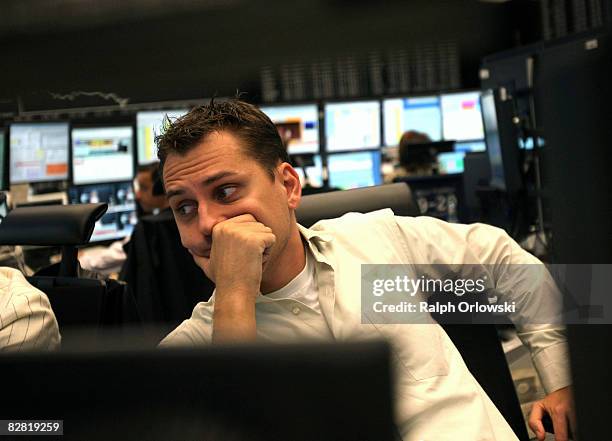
left=212, top=289, right=257, bottom=342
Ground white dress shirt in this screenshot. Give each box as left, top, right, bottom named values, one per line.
left=0, top=267, right=61, bottom=351
left=161, top=209, right=570, bottom=441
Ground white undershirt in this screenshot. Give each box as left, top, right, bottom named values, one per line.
left=262, top=246, right=321, bottom=313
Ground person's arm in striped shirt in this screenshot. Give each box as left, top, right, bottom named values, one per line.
left=0, top=267, right=60, bottom=352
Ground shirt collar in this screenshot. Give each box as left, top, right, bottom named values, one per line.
left=297, top=223, right=334, bottom=243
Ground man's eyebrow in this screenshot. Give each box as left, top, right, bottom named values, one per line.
left=165, top=171, right=241, bottom=200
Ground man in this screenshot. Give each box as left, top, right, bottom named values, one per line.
left=134, top=163, right=169, bottom=216
left=157, top=100, right=574, bottom=441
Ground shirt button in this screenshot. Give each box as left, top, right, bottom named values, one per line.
left=291, top=306, right=301, bottom=315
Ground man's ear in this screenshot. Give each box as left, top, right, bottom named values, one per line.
left=278, top=162, right=301, bottom=209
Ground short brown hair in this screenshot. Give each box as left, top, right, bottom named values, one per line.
left=156, top=99, right=289, bottom=180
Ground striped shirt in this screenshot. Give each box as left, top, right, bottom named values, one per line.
left=0, top=267, right=60, bottom=352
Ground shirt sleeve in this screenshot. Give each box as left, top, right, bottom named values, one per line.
left=393, top=216, right=571, bottom=393
left=158, top=301, right=214, bottom=347
left=0, top=267, right=61, bottom=352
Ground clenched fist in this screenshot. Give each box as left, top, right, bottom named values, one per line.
left=189, top=214, right=276, bottom=342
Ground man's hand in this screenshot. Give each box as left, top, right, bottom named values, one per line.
left=206, top=214, right=276, bottom=293
left=529, top=386, right=577, bottom=441
left=192, top=214, right=276, bottom=342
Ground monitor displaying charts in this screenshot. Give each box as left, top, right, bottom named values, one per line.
left=441, top=91, right=484, bottom=141
left=9, top=122, right=70, bottom=184
left=260, top=104, right=319, bottom=155
left=71, top=126, right=135, bottom=185
left=328, top=150, right=382, bottom=190
left=68, top=181, right=138, bottom=242
left=325, top=101, right=381, bottom=152
left=137, top=110, right=188, bottom=165
left=383, top=96, right=442, bottom=146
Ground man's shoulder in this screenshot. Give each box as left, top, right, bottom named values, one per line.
left=310, top=208, right=397, bottom=231
left=159, top=299, right=214, bottom=347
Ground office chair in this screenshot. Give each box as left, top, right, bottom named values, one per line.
left=295, top=182, right=530, bottom=441
left=119, top=208, right=215, bottom=337
left=0, top=203, right=140, bottom=345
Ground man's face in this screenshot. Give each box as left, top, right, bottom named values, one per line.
left=163, top=130, right=300, bottom=280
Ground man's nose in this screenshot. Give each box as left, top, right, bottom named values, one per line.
left=197, top=204, right=226, bottom=237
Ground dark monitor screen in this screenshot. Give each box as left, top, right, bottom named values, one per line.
left=260, top=104, right=320, bottom=155
left=481, top=90, right=505, bottom=190
left=137, top=110, right=188, bottom=165
left=1, top=341, right=395, bottom=441
left=9, top=122, right=70, bottom=184
left=441, top=91, right=485, bottom=141
left=383, top=96, right=442, bottom=146
left=328, top=150, right=382, bottom=190
left=71, top=126, right=135, bottom=185
left=68, top=181, right=137, bottom=242
left=324, top=101, right=381, bottom=152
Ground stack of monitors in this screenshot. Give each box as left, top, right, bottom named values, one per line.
left=324, top=101, right=382, bottom=188
left=9, top=122, right=70, bottom=184
left=70, top=125, right=137, bottom=242
left=137, top=110, right=188, bottom=165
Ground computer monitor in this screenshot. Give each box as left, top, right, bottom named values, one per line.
left=1, top=341, right=395, bottom=441
left=294, top=154, right=324, bottom=187
left=137, top=110, right=188, bottom=165
left=68, top=181, right=137, bottom=242
left=328, top=150, right=382, bottom=190
left=441, top=91, right=485, bottom=141
left=437, top=151, right=465, bottom=174
left=324, top=101, right=381, bottom=152
left=71, top=126, right=135, bottom=185
left=383, top=96, right=442, bottom=146
left=9, top=122, right=70, bottom=184
left=260, top=104, right=319, bottom=155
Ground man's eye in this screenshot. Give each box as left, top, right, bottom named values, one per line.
left=176, top=203, right=196, bottom=217
left=215, top=186, right=238, bottom=201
